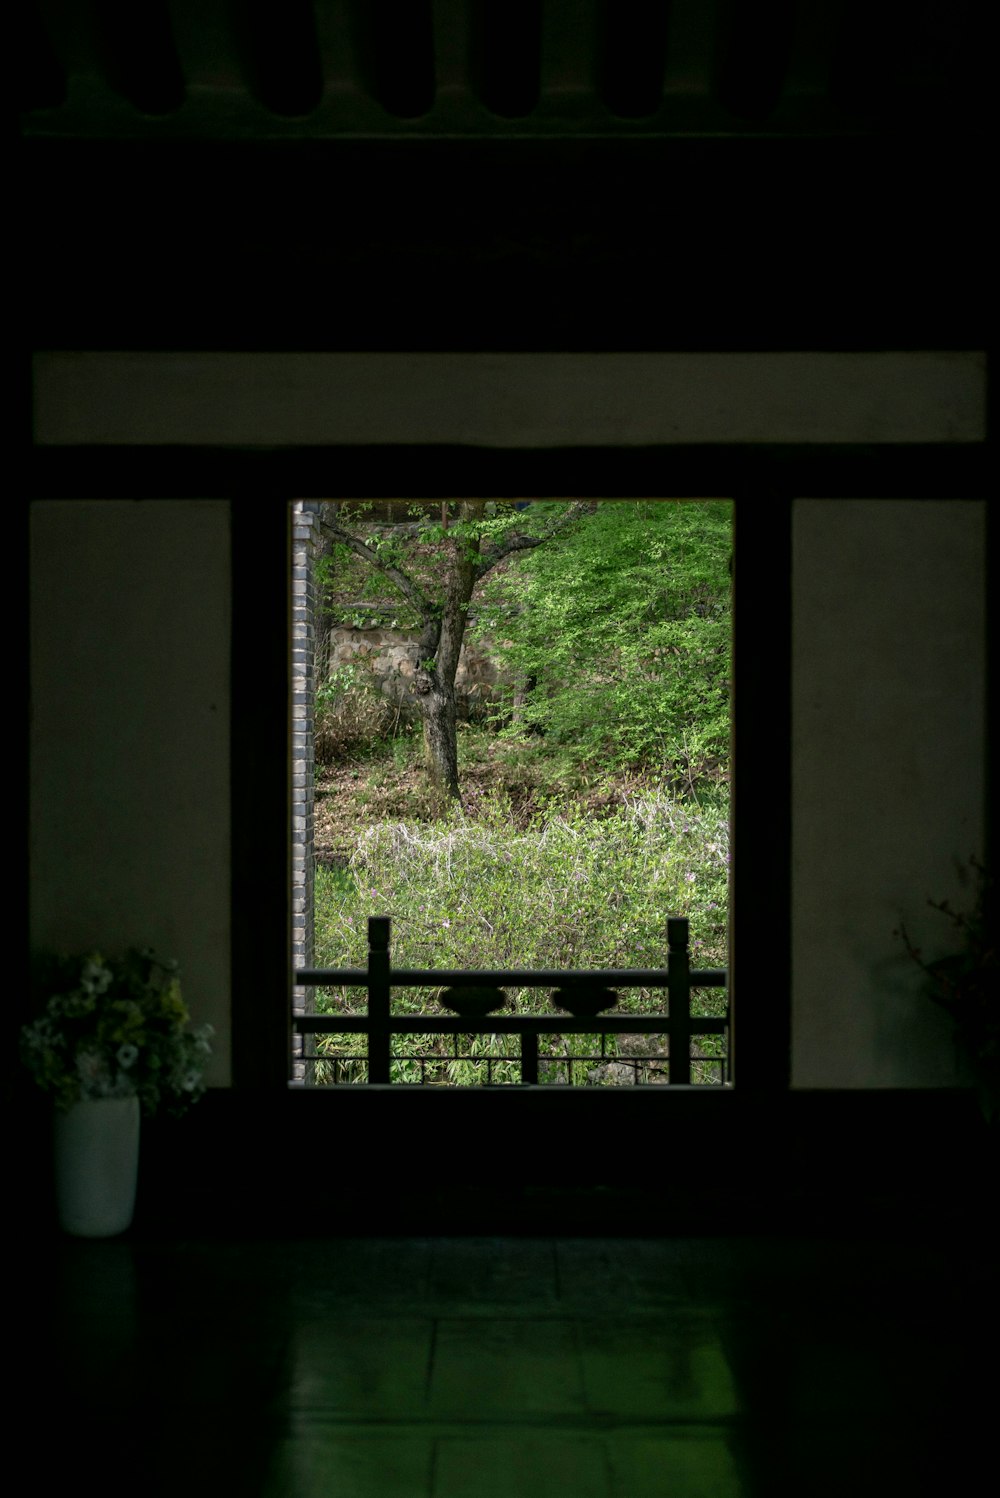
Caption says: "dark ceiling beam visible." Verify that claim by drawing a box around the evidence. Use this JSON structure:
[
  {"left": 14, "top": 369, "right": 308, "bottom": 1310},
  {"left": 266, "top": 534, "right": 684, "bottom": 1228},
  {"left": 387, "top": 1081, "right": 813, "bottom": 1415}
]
[
  {"left": 36, "top": 0, "right": 187, "bottom": 116},
  {"left": 715, "top": 0, "right": 798, "bottom": 124},
  {"left": 230, "top": 0, "right": 324, "bottom": 118},
  {"left": 351, "top": 0, "right": 436, "bottom": 119},
  {"left": 472, "top": 0, "right": 542, "bottom": 119},
  {"left": 26, "top": 446, "right": 990, "bottom": 502},
  {"left": 167, "top": 0, "right": 249, "bottom": 95},
  {"left": 20, "top": 135, "right": 988, "bottom": 351},
  {"left": 597, "top": 0, "right": 672, "bottom": 120},
  {"left": 20, "top": 3, "right": 66, "bottom": 111},
  {"left": 830, "top": 0, "right": 986, "bottom": 129}
]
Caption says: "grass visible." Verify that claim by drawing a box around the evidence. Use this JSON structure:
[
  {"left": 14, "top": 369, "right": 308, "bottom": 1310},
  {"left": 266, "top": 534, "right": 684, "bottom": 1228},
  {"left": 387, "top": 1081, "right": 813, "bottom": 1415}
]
[{"left": 309, "top": 728, "right": 729, "bottom": 1086}]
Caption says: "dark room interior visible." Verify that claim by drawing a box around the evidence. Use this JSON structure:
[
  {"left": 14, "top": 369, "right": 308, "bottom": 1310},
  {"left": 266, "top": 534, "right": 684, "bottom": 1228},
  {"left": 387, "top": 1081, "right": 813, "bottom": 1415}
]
[{"left": 20, "top": 3, "right": 992, "bottom": 1494}]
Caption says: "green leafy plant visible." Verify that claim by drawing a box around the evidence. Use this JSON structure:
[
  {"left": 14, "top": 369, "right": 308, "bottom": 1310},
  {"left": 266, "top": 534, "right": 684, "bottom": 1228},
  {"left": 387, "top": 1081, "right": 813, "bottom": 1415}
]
[
  {"left": 472, "top": 500, "right": 731, "bottom": 791},
  {"left": 314, "top": 659, "right": 397, "bottom": 763},
  {"left": 21, "top": 949, "right": 214, "bottom": 1116},
  {"left": 897, "top": 857, "right": 998, "bottom": 1121}
]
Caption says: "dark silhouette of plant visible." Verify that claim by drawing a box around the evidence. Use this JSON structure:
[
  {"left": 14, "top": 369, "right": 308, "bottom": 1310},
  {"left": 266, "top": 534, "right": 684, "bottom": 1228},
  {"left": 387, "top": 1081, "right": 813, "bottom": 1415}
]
[{"left": 897, "top": 857, "right": 998, "bottom": 1121}]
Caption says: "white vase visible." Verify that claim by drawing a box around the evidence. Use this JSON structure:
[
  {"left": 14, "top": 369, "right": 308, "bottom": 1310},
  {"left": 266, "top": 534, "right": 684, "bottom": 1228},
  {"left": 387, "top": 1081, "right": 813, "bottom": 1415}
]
[{"left": 53, "top": 1095, "right": 141, "bottom": 1237}]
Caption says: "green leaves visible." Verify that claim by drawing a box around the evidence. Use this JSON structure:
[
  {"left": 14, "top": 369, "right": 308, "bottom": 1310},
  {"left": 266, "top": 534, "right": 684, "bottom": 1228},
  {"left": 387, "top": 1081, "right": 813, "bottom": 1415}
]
[
  {"left": 315, "top": 498, "right": 731, "bottom": 805},
  {"left": 473, "top": 500, "right": 732, "bottom": 788}
]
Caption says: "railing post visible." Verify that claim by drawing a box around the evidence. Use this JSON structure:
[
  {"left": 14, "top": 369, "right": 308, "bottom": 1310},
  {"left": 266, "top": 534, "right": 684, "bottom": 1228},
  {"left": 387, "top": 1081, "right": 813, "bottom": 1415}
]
[
  {"left": 521, "top": 1028, "right": 539, "bottom": 1085},
  {"left": 367, "top": 916, "right": 392, "bottom": 1084},
  {"left": 667, "top": 916, "right": 691, "bottom": 1085}
]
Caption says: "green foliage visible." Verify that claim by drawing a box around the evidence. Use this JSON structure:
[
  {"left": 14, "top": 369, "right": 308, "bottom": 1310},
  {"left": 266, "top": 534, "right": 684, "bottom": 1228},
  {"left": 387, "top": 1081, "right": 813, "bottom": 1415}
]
[
  {"left": 314, "top": 501, "right": 567, "bottom": 630},
  {"left": 311, "top": 791, "right": 729, "bottom": 1084},
  {"left": 314, "top": 660, "right": 398, "bottom": 763},
  {"left": 316, "top": 545, "right": 423, "bottom": 630},
  {"left": 472, "top": 501, "right": 731, "bottom": 790}
]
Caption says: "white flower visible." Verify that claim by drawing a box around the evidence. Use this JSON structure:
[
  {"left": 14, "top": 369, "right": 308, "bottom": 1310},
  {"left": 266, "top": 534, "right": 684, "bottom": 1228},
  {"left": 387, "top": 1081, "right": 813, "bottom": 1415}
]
[
  {"left": 80, "top": 957, "right": 112, "bottom": 995},
  {"left": 116, "top": 1043, "right": 139, "bottom": 1069},
  {"left": 58, "top": 987, "right": 95, "bottom": 1018}
]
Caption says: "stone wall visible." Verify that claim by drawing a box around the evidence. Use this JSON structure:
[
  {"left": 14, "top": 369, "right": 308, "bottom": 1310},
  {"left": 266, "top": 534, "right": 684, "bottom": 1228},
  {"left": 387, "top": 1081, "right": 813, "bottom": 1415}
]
[{"left": 329, "top": 624, "right": 508, "bottom": 721}]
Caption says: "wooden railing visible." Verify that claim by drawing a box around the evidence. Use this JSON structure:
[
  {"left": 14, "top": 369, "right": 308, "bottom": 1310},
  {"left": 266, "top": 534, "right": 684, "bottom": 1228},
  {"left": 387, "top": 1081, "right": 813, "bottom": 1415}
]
[{"left": 294, "top": 916, "right": 728, "bottom": 1086}]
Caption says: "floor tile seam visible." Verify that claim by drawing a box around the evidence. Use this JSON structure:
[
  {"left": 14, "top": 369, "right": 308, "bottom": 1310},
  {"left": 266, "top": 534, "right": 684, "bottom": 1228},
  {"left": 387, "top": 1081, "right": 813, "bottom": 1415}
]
[
  {"left": 287, "top": 1305, "right": 719, "bottom": 1319},
  {"left": 152, "top": 1269, "right": 935, "bottom": 1293},
  {"left": 280, "top": 1410, "right": 921, "bottom": 1437},
  {"left": 338, "top": 1300, "right": 975, "bottom": 1317},
  {"left": 282, "top": 1412, "right": 745, "bottom": 1433},
  {"left": 289, "top": 1308, "right": 717, "bottom": 1320},
  {"left": 131, "top": 1234, "right": 967, "bottom": 1250}
]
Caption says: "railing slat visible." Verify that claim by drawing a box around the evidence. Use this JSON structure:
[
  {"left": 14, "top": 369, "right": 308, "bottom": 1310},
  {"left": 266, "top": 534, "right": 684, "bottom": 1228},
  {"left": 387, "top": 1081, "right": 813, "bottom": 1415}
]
[
  {"left": 667, "top": 916, "right": 692, "bottom": 1086},
  {"left": 521, "top": 1030, "right": 539, "bottom": 1084},
  {"left": 294, "top": 1015, "right": 729, "bottom": 1035},
  {"left": 366, "top": 916, "right": 392, "bottom": 1084},
  {"left": 297, "top": 967, "right": 727, "bottom": 987}
]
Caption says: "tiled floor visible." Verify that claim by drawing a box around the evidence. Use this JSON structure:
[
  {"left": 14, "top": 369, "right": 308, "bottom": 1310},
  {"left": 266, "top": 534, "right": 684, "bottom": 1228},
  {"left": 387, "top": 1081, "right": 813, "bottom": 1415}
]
[{"left": 21, "top": 1233, "right": 993, "bottom": 1496}]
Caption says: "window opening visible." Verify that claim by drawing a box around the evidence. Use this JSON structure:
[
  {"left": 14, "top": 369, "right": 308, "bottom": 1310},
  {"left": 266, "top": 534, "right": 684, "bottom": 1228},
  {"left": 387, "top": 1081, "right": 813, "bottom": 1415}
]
[{"left": 291, "top": 498, "right": 731, "bottom": 1087}]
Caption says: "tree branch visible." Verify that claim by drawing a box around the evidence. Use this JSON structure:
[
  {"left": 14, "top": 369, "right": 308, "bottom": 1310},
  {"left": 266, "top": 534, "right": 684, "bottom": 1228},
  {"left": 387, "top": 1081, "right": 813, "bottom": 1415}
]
[
  {"left": 475, "top": 501, "right": 597, "bottom": 581},
  {"left": 317, "top": 515, "right": 435, "bottom": 623}
]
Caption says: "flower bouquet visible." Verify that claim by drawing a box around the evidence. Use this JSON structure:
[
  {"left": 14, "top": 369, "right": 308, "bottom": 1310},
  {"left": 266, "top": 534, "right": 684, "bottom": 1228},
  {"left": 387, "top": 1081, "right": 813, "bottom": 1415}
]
[
  {"left": 21, "top": 948, "right": 213, "bottom": 1117},
  {"left": 22, "top": 948, "right": 215, "bottom": 1235}
]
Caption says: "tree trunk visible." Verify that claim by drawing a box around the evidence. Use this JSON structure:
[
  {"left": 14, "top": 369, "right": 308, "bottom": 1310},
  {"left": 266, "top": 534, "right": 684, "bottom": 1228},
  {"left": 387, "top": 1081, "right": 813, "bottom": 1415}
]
[
  {"left": 416, "top": 502, "right": 483, "bottom": 800},
  {"left": 421, "top": 687, "right": 460, "bottom": 799}
]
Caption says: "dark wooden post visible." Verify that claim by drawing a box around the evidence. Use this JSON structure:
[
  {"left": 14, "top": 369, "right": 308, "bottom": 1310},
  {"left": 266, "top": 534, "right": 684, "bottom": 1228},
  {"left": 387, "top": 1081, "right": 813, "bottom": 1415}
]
[{"left": 367, "top": 916, "right": 392, "bottom": 1083}]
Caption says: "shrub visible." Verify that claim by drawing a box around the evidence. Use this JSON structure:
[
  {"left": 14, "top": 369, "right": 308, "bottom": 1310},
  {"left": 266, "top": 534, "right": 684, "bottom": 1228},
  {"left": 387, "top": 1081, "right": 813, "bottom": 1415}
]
[
  {"left": 472, "top": 500, "right": 732, "bottom": 791},
  {"left": 314, "top": 660, "right": 398, "bottom": 763},
  {"left": 311, "top": 790, "right": 729, "bottom": 1084}
]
